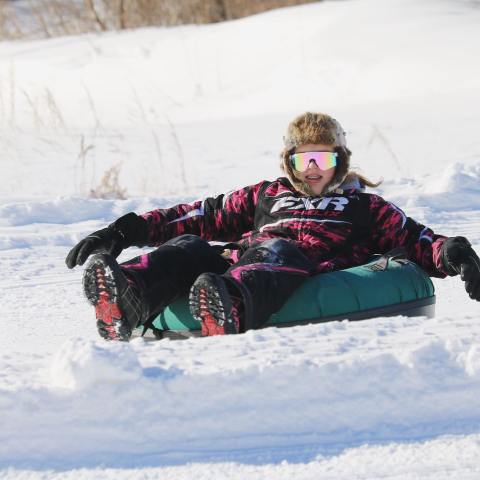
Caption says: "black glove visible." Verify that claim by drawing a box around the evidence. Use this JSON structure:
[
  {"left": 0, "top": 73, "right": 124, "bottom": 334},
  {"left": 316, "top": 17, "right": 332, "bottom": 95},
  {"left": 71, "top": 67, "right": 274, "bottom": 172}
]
[
  {"left": 65, "top": 212, "right": 148, "bottom": 269},
  {"left": 440, "top": 236, "right": 480, "bottom": 301}
]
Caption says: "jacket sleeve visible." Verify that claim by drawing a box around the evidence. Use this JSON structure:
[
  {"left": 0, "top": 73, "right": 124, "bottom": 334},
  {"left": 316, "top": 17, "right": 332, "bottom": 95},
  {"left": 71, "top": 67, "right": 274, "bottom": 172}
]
[
  {"left": 139, "top": 181, "right": 267, "bottom": 246},
  {"left": 368, "top": 194, "right": 450, "bottom": 278}
]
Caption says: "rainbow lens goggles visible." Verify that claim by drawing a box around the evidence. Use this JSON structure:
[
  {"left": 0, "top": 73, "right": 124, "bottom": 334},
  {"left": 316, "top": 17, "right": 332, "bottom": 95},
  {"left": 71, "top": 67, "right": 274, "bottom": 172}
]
[{"left": 289, "top": 151, "right": 337, "bottom": 172}]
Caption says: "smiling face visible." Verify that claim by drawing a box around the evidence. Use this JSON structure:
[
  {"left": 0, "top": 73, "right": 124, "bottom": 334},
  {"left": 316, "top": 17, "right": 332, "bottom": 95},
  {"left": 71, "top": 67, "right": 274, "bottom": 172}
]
[{"left": 291, "top": 143, "right": 336, "bottom": 196}]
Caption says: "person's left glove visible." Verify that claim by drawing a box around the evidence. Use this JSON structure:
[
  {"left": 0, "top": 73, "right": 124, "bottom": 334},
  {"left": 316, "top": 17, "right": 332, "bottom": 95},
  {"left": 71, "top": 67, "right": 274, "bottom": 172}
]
[
  {"left": 440, "top": 236, "right": 480, "bottom": 301},
  {"left": 65, "top": 212, "right": 148, "bottom": 269}
]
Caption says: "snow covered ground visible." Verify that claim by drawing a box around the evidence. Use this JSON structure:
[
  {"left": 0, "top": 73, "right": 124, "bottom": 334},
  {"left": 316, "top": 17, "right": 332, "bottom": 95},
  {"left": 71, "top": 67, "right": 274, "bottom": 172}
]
[{"left": 1, "top": 0, "right": 480, "bottom": 478}]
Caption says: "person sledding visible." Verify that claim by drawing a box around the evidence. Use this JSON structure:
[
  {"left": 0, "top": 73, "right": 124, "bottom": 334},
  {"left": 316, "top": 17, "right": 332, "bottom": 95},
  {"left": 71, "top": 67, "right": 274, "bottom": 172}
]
[{"left": 66, "top": 112, "right": 480, "bottom": 341}]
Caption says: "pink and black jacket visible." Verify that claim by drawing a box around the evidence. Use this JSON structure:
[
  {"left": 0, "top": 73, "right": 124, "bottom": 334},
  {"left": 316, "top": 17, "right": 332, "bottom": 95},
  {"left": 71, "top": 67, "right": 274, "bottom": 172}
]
[{"left": 140, "top": 177, "right": 450, "bottom": 278}]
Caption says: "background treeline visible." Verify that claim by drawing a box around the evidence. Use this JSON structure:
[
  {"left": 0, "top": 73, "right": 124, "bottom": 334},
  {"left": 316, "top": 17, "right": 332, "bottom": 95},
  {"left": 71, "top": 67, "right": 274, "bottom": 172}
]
[{"left": 0, "top": 0, "right": 318, "bottom": 40}]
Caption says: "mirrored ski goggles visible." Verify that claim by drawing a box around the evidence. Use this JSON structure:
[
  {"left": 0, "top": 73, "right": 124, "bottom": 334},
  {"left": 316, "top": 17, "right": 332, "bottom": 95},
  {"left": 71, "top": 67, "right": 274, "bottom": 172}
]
[{"left": 289, "top": 151, "right": 337, "bottom": 172}]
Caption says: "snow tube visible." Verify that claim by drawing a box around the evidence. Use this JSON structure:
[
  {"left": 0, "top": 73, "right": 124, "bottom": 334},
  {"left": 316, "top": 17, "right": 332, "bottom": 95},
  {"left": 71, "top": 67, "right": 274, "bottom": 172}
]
[{"left": 147, "top": 250, "right": 435, "bottom": 339}]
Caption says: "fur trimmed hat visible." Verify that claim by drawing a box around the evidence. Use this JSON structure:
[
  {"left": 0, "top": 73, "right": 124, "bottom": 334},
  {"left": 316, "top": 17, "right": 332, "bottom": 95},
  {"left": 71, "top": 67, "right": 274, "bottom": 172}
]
[{"left": 281, "top": 112, "right": 350, "bottom": 196}]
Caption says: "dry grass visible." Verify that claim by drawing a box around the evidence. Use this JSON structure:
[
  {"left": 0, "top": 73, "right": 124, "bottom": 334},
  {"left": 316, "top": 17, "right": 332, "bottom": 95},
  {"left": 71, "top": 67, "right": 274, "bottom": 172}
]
[
  {"left": 0, "top": 0, "right": 319, "bottom": 40},
  {"left": 90, "top": 163, "right": 128, "bottom": 200}
]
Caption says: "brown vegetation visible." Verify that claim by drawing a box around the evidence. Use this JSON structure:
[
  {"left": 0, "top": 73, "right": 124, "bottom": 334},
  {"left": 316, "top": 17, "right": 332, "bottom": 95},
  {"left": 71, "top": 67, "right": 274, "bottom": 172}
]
[{"left": 0, "top": 0, "right": 318, "bottom": 40}]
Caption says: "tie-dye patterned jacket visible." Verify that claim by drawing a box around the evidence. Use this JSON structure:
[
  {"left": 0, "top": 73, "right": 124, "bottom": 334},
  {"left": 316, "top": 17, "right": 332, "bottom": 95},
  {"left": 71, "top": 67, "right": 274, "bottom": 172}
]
[{"left": 140, "top": 177, "right": 449, "bottom": 278}]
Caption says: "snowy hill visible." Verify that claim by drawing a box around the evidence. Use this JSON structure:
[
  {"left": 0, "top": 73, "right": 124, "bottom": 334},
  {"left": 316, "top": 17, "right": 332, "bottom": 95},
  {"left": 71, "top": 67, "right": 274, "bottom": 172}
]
[{"left": 1, "top": 0, "right": 480, "bottom": 478}]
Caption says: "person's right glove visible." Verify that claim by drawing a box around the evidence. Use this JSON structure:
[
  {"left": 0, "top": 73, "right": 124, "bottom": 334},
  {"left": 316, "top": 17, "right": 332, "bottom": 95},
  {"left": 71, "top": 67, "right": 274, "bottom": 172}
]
[
  {"left": 440, "top": 236, "right": 480, "bottom": 301},
  {"left": 65, "top": 212, "right": 148, "bottom": 269}
]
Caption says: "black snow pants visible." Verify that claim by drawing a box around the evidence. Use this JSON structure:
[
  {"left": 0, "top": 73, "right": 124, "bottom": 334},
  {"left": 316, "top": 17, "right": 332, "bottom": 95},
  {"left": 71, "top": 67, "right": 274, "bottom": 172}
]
[{"left": 121, "top": 234, "right": 314, "bottom": 331}]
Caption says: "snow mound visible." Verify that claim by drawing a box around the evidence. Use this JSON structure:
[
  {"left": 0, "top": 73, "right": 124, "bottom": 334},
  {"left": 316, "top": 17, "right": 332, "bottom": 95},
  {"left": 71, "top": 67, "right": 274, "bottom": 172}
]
[
  {"left": 431, "top": 161, "right": 480, "bottom": 194},
  {"left": 461, "top": 344, "right": 480, "bottom": 377},
  {"left": 0, "top": 197, "right": 110, "bottom": 227},
  {"left": 49, "top": 339, "right": 142, "bottom": 390},
  {"left": 418, "top": 161, "right": 480, "bottom": 211},
  {"left": 420, "top": 161, "right": 480, "bottom": 210},
  {"left": 382, "top": 160, "right": 480, "bottom": 213},
  {"left": 0, "top": 196, "right": 190, "bottom": 227},
  {"left": 3, "top": 317, "right": 480, "bottom": 469},
  {"left": 0, "top": 195, "right": 194, "bottom": 250}
]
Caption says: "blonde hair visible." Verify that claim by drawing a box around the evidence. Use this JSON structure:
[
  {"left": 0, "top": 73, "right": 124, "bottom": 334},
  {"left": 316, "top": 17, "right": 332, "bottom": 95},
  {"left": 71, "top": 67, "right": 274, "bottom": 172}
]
[{"left": 344, "top": 168, "right": 383, "bottom": 189}]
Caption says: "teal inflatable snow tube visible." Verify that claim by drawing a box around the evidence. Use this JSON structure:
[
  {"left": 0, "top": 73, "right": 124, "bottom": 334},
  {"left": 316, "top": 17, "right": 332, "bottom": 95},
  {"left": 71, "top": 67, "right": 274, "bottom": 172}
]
[{"left": 149, "top": 252, "right": 435, "bottom": 338}]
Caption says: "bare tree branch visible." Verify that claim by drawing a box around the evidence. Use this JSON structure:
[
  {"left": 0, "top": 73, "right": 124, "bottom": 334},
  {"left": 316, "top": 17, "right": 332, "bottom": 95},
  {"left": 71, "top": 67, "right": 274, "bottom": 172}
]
[
  {"left": 119, "top": 0, "right": 126, "bottom": 29},
  {"left": 84, "top": 0, "right": 107, "bottom": 31}
]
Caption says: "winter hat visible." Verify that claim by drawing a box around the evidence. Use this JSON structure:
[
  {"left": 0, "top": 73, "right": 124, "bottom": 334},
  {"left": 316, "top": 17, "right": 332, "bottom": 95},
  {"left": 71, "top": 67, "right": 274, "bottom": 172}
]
[{"left": 281, "top": 112, "right": 350, "bottom": 195}]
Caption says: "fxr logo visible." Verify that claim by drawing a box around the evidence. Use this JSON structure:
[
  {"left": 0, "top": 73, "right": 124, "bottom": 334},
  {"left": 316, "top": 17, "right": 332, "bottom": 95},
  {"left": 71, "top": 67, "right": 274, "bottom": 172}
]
[{"left": 271, "top": 196, "right": 349, "bottom": 213}]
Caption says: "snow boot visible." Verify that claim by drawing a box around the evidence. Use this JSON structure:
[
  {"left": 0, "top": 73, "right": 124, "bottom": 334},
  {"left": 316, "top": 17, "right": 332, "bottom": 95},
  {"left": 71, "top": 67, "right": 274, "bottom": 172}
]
[
  {"left": 189, "top": 273, "right": 242, "bottom": 336},
  {"left": 83, "top": 253, "right": 144, "bottom": 341}
]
